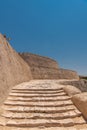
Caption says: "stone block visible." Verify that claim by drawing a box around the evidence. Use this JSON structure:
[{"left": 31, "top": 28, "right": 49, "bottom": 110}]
[
  {"left": 72, "top": 92, "right": 87, "bottom": 119},
  {"left": 63, "top": 85, "right": 81, "bottom": 96}
]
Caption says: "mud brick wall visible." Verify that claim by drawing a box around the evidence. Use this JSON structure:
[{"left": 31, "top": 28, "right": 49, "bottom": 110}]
[
  {"left": 19, "top": 53, "right": 79, "bottom": 80},
  {"left": 0, "top": 34, "right": 32, "bottom": 104}
]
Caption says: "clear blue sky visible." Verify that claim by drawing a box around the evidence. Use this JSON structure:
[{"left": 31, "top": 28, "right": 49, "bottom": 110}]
[{"left": 0, "top": 0, "right": 87, "bottom": 75}]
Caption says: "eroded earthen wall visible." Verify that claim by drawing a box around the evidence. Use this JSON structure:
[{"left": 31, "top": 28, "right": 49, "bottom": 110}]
[
  {"left": 58, "top": 68, "right": 79, "bottom": 79},
  {"left": 0, "top": 34, "right": 32, "bottom": 104},
  {"left": 19, "top": 53, "right": 59, "bottom": 79},
  {"left": 19, "top": 53, "right": 79, "bottom": 80}
]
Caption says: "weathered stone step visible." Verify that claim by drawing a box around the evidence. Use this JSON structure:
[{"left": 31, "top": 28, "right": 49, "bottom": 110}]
[
  {"left": 2, "top": 110, "right": 81, "bottom": 119},
  {"left": 11, "top": 89, "right": 64, "bottom": 94},
  {"left": 0, "top": 80, "right": 87, "bottom": 129},
  {"left": 6, "top": 118, "right": 75, "bottom": 127},
  {"left": 9, "top": 92, "right": 66, "bottom": 97},
  {"left": 3, "top": 105, "right": 75, "bottom": 113},
  {"left": 0, "top": 117, "right": 8, "bottom": 126},
  {"left": 4, "top": 100, "right": 73, "bottom": 107},
  {"left": 73, "top": 116, "right": 86, "bottom": 125},
  {"left": 7, "top": 95, "right": 71, "bottom": 102},
  {"left": 12, "top": 88, "right": 62, "bottom": 92}
]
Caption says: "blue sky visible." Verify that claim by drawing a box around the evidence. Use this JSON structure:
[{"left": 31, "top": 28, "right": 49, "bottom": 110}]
[{"left": 0, "top": 0, "right": 87, "bottom": 75}]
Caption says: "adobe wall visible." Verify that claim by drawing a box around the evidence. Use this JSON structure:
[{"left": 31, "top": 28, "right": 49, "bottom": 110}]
[
  {"left": 19, "top": 53, "right": 59, "bottom": 79},
  {"left": 19, "top": 53, "right": 79, "bottom": 80},
  {"left": 0, "top": 34, "right": 32, "bottom": 104},
  {"left": 58, "top": 68, "right": 79, "bottom": 79}
]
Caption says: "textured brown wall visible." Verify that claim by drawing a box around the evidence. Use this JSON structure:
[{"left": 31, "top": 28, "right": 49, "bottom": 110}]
[
  {"left": 19, "top": 53, "right": 79, "bottom": 80},
  {"left": 0, "top": 34, "right": 32, "bottom": 104},
  {"left": 60, "top": 79, "right": 87, "bottom": 92},
  {"left": 58, "top": 68, "right": 79, "bottom": 79},
  {"left": 19, "top": 53, "right": 59, "bottom": 79}
]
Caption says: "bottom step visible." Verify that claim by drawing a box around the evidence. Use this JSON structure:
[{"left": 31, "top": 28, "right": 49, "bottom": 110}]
[
  {"left": 2, "top": 110, "right": 81, "bottom": 119},
  {"left": 6, "top": 118, "right": 74, "bottom": 127}
]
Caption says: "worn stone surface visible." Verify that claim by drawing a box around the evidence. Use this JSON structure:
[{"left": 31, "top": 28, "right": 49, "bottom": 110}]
[
  {"left": 58, "top": 69, "right": 79, "bottom": 80},
  {"left": 60, "top": 80, "right": 87, "bottom": 92},
  {"left": 0, "top": 80, "right": 87, "bottom": 130},
  {"left": 72, "top": 92, "right": 87, "bottom": 120},
  {"left": 63, "top": 85, "right": 81, "bottom": 96},
  {"left": 0, "top": 34, "right": 32, "bottom": 105},
  {"left": 19, "top": 53, "right": 59, "bottom": 79},
  {"left": 19, "top": 53, "right": 79, "bottom": 80}
]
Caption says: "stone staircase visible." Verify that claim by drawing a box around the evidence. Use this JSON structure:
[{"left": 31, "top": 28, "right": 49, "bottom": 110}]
[{"left": 0, "top": 80, "right": 87, "bottom": 130}]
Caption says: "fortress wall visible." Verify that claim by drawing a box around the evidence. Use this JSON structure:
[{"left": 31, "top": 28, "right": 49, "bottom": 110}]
[
  {"left": 19, "top": 53, "right": 59, "bottom": 69},
  {"left": 19, "top": 53, "right": 79, "bottom": 80},
  {"left": 19, "top": 53, "right": 59, "bottom": 79},
  {"left": 58, "top": 68, "right": 79, "bottom": 79},
  {"left": 0, "top": 34, "right": 32, "bottom": 104}
]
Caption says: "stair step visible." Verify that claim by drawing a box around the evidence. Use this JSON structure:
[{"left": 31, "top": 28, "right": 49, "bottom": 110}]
[
  {"left": 9, "top": 92, "right": 66, "bottom": 97},
  {"left": 73, "top": 116, "right": 86, "bottom": 125},
  {"left": 0, "top": 80, "right": 87, "bottom": 129},
  {"left": 12, "top": 88, "right": 63, "bottom": 92},
  {"left": 2, "top": 110, "right": 81, "bottom": 119},
  {"left": 4, "top": 100, "right": 73, "bottom": 107},
  {"left": 7, "top": 95, "right": 71, "bottom": 102},
  {"left": 3, "top": 105, "right": 75, "bottom": 113},
  {"left": 5, "top": 117, "right": 86, "bottom": 127},
  {"left": 0, "top": 117, "right": 8, "bottom": 126},
  {"left": 11, "top": 89, "right": 64, "bottom": 94},
  {"left": 6, "top": 118, "right": 74, "bottom": 127}
]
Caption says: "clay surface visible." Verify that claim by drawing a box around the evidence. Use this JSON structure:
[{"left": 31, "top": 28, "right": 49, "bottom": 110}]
[
  {"left": 0, "top": 34, "right": 32, "bottom": 104},
  {"left": 72, "top": 92, "right": 87, "bottom": 120},
  {"left": 19, "top": 53, "right": 79, "bottom": 80},
  {"left": 63, "top": 85, "right": 81, "bottom": 96}
]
